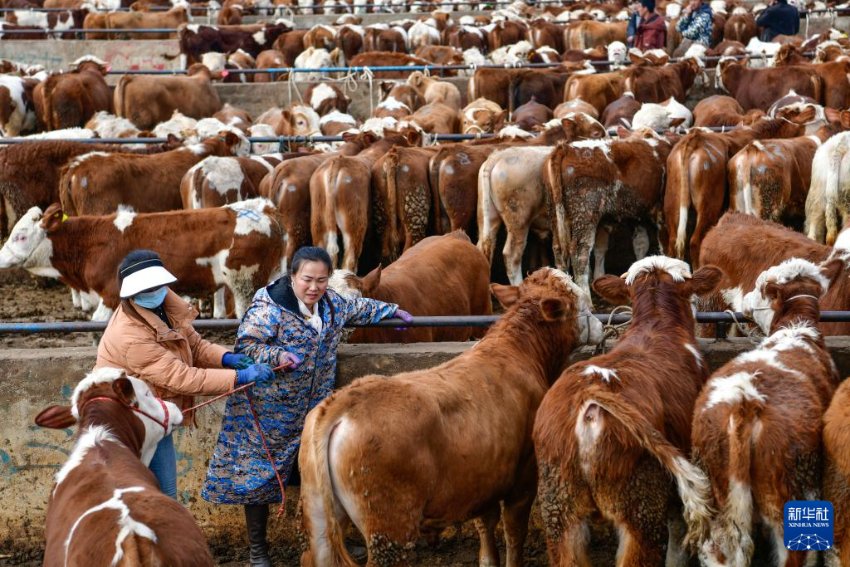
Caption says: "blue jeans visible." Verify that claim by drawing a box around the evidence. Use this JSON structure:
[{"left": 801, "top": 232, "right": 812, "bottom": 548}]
[{"left": 148, "top": 433, "right": 177, "bottom": 499}]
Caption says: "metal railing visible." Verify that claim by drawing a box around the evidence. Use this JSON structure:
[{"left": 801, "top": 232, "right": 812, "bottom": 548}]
[{"left": 4, "top": 311, "right": 850, "bottom": 334}]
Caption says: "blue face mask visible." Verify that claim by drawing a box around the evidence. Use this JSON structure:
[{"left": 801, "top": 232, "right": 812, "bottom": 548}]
[{"left": 133, "top": 286, "right": 168, "bottom": 309}]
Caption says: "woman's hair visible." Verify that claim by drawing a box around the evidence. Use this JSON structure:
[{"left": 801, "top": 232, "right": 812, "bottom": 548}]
[{"left": 291, "top": 246, "right": 333, "bottom": 276}]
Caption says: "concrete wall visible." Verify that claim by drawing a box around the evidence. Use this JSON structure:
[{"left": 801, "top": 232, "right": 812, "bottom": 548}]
[{"left": 4, "top": 337, "right": 850, "bottom": 561}]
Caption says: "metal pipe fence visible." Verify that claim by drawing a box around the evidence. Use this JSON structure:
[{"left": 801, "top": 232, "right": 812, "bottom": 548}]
[{"left": 4, "top": 312, "right": 850, "bottom": 334}]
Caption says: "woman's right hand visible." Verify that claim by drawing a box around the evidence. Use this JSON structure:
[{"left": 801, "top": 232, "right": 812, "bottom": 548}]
[
  {"left": 235, "top": 364, "right": 275, "bottom": 386},
  {"left": 273, "top": 351, "right": 302, "bottom": 372}
]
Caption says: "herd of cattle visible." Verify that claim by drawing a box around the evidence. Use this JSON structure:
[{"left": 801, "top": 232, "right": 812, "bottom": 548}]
[{"left": 11, "top": 0, "right": 850, "bottom": 564}]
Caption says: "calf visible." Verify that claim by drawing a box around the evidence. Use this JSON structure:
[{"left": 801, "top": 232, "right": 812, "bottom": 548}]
[
  {"left": 534, "top": 257, "right": 721, "bottom": 566},
  {"left": 35, "top": 368, "right": 212, "bottom": 566},
  {"left": 177, "top": 22, "right": 292, "bottom": 65},
  {"left": 311, "top": 133, "right": 413, "bottom": 271},
  {"left": 478, "top": 114, "right": 607, "bottom": 285},
  {"left": 663, "top": 118, "right": 805, "bottom": 266},
  {"left": 460, "top": 97, "right": 506, "bottom": 134},
  {"left": 60, "top": 133, "right": 245, "bottom": 216},
  {"left": 262, "top": 132, "right": 378, "bottom": 272},
  {"left": 114, "top": 64, "right": 223, "bottom": 130},
  {"left": 329, "top": 231, "right": 492, "bottom": 342},
  {"left": 546, "top": 129, "right": 675, "bottom": 295},
  {"left": 39, "top": 56, "right": 111, "bottom": 131},
  {"left": 697, "top": 211, "right": 850, "bottom": 336},
  {"left": 84, "top": 6, "right": 188, "bottom": 40},
  {"left": 300, "top": 267, "right": 603, "bottom": 567},
  {"left": 728, "top": 114, "right": 850, "bottom": 227},
  {"left": 805, "top": 131, "right": 850, "bottom": 244},
  {"left": 406, "top": 71, "right": 462, "bottom": 111},
  {"left": 0, "top": 199, "right": 284, "bottom": 317},
  {"left": 695, "top": 258, "right": 840, "bottom": 567}
]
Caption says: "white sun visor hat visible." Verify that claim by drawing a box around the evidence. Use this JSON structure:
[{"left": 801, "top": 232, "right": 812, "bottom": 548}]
[{"left": 118, "top": 257, "right": 177, "bottom": 298}]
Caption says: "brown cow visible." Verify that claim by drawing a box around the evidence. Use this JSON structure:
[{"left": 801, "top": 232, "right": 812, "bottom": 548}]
[
  {"left": 59, "top": 133, "right": 245, "bottom": 216},
  {"left": 406, "top": 71, "right": 462, "bottom": 111},
  {"left": 727, "top": 113, "right": 850, "bottom": 227},
  {"left": 177, "top": 22, "right": 292, "bottom": 66},
  {"left": 512, "top": 97, "right": 553, "bottom": 131},
  {"left": 626, "top": 58, "right": 701, "bottom": 104},
  {"left": 692, "top": 94, "right": 763, "bottom": 128},
  {"left": 35, "top": 368, "right": 211, "bottom": 567},
  {"left": 39, "top": 56, "right": 112, "bottom": 130},
  {"left": 470, "top": 64, "right": 578, "bottom": 112},
  {"left": 83, "top": 6, "right": 188, "bottom": 40},
  {"left": 694, "top": 258, "right": 841, "bottom": 567},
  {"left": 716, "top": 58, "right": 824, "bottom": 111},
  {"left": 299, "top": 267, "right": 602, "bottom": 567},
  {"left": 824, "top": 332, "right": 850, "bottom": 566},
  {"left": 545, "top": 129, "right": 676, "bottom": 295},
  {"left": 408, "top": 102, "right": 459, "bottom": 134},
  {"left": 722, "top": 12, "right": 756, "bottom": 43},
  {"left": 563, "top": 69, "right": 628, "bottom": 116},
  {"left": 534, "top": 257, "right": 721, "bottom": 566},
  {"left": 0, "top": 199, "right": 285, "bottom": 317},
  {"left": 304, "top": 82, "right": 350, "bottom": 116},
  {"left": 311, "top": 133, "right": 413, "bottom": 271},
  {"left": 114, "top": 64, "right": 223, "bottom": 130},
  {"left": 600, "top": 91, "right": 640, "bottom": 128},
  {"left": 262, "top": 132, "right": 379, "bottom": 272},
  {"left": 253, "top": 49, "right": 287, "bottom": 82},
  {"left": 460, "top": 97, "right": 506, "bottom": 134},
  {"left": 348, "top": 52, "right": 431, "bottom": 78},
  {"left": 563, "top": 19, "right": 626, "bottom": 49},
  {"left": 329, "top": 231, "right": 493, "bottom": 342},
  {"left": 663, "top": 118, "right": 806, "bottom": 266},
  {"left": 180, "top": 154, "right": 279, "bottom": 210}
]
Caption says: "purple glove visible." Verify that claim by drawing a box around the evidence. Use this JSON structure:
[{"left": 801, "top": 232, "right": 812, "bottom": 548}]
[
  {"left": 273, "top": 351, "right": 302, "bottom": 372},
  {"left": 394, "top": 309, "right": 413, "bottom": 331}
]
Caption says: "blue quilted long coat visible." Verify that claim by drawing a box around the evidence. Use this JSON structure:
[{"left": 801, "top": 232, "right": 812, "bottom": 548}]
[{"left": 201, "top": 276, "right": 398, "bottom": 505}]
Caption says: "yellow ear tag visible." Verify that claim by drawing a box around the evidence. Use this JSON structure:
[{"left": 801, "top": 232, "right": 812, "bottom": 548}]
[{"left": 61, "top": 213, "right": 69, "bottom": 222}]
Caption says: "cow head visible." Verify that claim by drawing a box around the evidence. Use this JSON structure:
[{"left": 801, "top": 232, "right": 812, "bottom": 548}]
[
  {"left": 283, "top": 104, "right": 321, "bottom": 136},
  {"left": 491, "top": 267, "right": 603, "bottom": 347},
  {"left": 0, "top": 205, "right": 60, "bottom": 275},
  {"left": 35, "top": 367, "right": 182, "bottom": 465},
  {"left": 741, "top": 258, "right": 841, "bottom": 335},
  {"left": 593, "top": 256, "right": 723, "bottom": 323}
]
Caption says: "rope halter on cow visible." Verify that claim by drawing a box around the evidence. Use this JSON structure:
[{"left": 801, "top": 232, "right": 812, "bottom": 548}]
[{"left": 81, "top": 395, "right": 171, "bottom": 433}]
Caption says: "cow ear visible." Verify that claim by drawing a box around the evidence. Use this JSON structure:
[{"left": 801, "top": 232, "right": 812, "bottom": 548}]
[
  {"left": 763, "top": 281, "right": 782, "bottom": 302},
  {"left": 39, "top": 204, "right": 66, "bottom": 233},
  {"left": 34, "top": 405, "right": 76, "bottom": 429},
  {"left": 361, "top": 265, "right": 381, "bottom": 295},
  {"left": 616, "top": 125, "right": 630, "bottom": 138},
  {"left": 689, "top": 265, "right": 723, "bottom": 296},
  {"left": 627, "top": 51, "right": 644, "bottom": 65},
  {"left": 669, "top": 117, "right": 686, "bottom": 128},
  {"left": 821, "top": 258, "right": 844, "bottom": 290},
  {"left": 491, "top": 283, "right": 520, "bottom": 308},
  {"left": 380, "top": 81, "right": 394, "bottom": 94},
  {"left": 112, "top": 375, "right": 136, "bottom": 407},
  {"left": 592, "top": 275, "right": 630, "bottom": 305},
  {"left": 221, "top": 130, "right": 239, "bottom": 147},
  {"left": 540, "top": 297, "right": 569, "bottom": 321},
  {"left": 841, "top": 110, "right": 850, "bottom": 130}
]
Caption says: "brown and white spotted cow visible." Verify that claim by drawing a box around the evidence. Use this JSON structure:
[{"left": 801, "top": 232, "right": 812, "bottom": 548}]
[
  {"left": 0, "top": 200, "right": 284, "bottom": 319},
  {"left": 311, "top": 132, "right": 414, "bottom": 271},
  {"left": 38, "top": 56, "right": 112, "bottom": 130},
  {"left": 694, "top": 258, "right": 841, "bottom": 567},
  {"left": 300, "top": 267, "right": 603, "bottom": 567},
  {"left": 329, "top": 231, "right": 493, "bottom": 343},
  {"left": 35, "top": 367, "right": 213, "bottom": 567},
  {"left": 545, "top": 129, "right": 676, "bottom": 296},
  {"left": 534, "top": 257, "right": 722, "bottom": 566},
  {"left": 59, "top": 132, "right": 246, "bottom": 217},
  {"left": 478, "top": 114, "right": 608, "bottom": 285}
]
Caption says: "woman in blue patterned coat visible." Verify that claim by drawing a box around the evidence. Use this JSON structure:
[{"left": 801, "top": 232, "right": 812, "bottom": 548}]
[{"left": 202, "top": 247, "right": 412, "bottom": 566}]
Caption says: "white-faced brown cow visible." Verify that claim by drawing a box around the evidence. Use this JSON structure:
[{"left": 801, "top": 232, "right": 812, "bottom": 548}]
[
  {"left": 694, "top": 258, "right": 841, "bottom": 567},
  {"left": 0, "top": 200, "right": 284, "bottom": 319},
  {"left": 35, "top": 367, "right": 213, "bottom": 567},
  {"left": 300, "top": 267, "right": 603, "bottom": 567},
  {"left": 534, "top": 256, "right": 722, "bottom": 566}
]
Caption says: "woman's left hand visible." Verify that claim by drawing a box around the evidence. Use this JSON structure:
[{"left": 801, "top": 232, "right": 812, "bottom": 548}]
[{"left": 395, "top": 309, "right": 414, "bottom": 323}]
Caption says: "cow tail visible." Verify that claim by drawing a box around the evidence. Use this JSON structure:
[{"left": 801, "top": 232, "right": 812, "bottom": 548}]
[
  {"left": 114, "top": 75, "right": 130, "bottom": 119},
  {"left": 41, "top": 73, "right": 59, "bottom": 130},
  {"left": 57, "top": 163, "right": 77, "bottom": 217},
  {"left": 546, "top": 145, "right": 571, "bottom": 271},
  {"left": 427, "top": 151, "right": 443, "bottom": 234},
  {"left": 383, "top": 148, "right": 400, "bottom": 260},
  {"left": 706, "top": 405, "right": 757, "bottom": 566},
  {"left": 323, "top": 159, "right": 342, "bottom": 263},
  {"left": 674, "top": 139, "right": 694, "bottom": 260},
  {"left": 582, "top": 390, "right": 714, "bottom": 549},
  {"left": 300, "top": 409, "right": 359, "bottom": 567},
  {"left": 476, "top": 153, "right": 496, "bottom": 264},
  {"left": 825, "top": 144, "right": 844, "bottom": 246}
]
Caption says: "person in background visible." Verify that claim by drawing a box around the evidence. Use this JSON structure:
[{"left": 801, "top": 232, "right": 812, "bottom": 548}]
[
  {"left": 634, "top": 0, "right": 668, "bottom": 50},
  {"left": 674, "top": 0, "right": 714, "bottom": 56},
  {"left": 96, "top": 249, "right": 274, "bottom": 499},
  {"left": 756, "top": 0, "right": 799, "bottom": 41},
  {"left": 202, "top": 246, "right": 413, "bottom": 567},
  {"left": 626, "top": 0, "right": 642, "bottom": 47}
]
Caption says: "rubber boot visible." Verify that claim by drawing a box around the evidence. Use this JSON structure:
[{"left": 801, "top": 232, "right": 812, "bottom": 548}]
[{"left": 243, "top": 504, "right": 272, "bottom": 567}]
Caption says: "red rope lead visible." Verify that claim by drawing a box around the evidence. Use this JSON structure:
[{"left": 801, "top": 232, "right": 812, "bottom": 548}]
[
  {"left": 245, "top": 389, "right": 288, "bottom": 517},
  {"left": 181, "top": 383, "right": 288, "bottom": 517}
]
